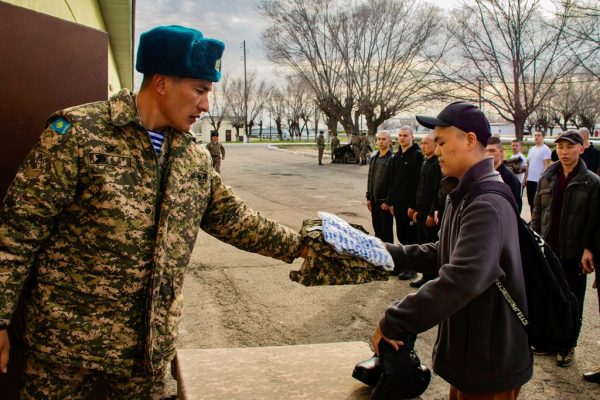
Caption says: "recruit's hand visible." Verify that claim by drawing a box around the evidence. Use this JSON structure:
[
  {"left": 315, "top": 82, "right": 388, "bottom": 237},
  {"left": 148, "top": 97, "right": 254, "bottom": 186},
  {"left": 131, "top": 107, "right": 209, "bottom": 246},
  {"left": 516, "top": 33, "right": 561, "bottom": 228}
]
[
  {"left": 367, "top": 200, "right": 372, "bottom": 212},
  {"left": 434, "top": 211, "right": 439, "bottom": 225},
  {"left": 389, "top": 206, "right": 395, "bottom": 216},
  {"left": 0, "top": 329, "right": 9, "bottom": 373},
  {"left": 581, "top": 248, "right": 595, "bottom": 274},
  {"left": 373, "top": 325, "right": 404, "bottom": 356},
  {"left": 426, "top": 215, "right": 436, "bottom": 228},
  {"left": 407, "top": 208, "right": 415, "bottom": 219},
  {"left": 412, "top": 211, "right": 419, "bottom": 224}
]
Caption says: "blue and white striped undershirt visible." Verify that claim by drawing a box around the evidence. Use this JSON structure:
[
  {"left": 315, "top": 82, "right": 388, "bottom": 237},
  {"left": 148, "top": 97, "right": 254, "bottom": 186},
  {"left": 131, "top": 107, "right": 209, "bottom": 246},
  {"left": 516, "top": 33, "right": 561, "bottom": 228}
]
[{"left": 148, "top": 130, "right": 165, "bottom": 155}]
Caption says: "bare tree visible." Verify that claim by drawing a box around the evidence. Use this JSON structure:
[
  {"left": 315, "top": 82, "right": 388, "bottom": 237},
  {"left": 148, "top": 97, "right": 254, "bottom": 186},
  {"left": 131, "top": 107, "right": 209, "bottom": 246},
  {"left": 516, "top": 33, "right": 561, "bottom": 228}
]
[
  {"left": 332, "top": 0, "right": 449, "bottom": 136},
  {"left": 224, "top": 72, "right": 272, "bottom": 142},
  {"left": 259, "top": 0, "right": 449, "bottom": 138},
  {"left": 541, "top": 72, "right": 600, "bottom": 132},
  {"left": 206, "top": 75, "right": 230, "bottom": 131},
  {"left": 268, "top": 87, "right": 287, "bottom": 139},
  {"left": 555, "top": 0, "right": 600, "bottom": 80},
  {"left": 440, "top": 0, "right": 579, "bottom": 139},
  {"left": 259, "top": 0, "right": 357, "bottom": 135},
  {"left": 224, "top": 78, "right": 245, "bottom": 141}
]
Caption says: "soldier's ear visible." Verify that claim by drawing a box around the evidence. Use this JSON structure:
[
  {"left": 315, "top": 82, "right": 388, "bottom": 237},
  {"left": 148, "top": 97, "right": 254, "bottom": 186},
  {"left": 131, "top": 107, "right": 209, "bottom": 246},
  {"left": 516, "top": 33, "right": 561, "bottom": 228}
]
[{"left": 153, "top": 74, "right": 169, "bottom": 96}]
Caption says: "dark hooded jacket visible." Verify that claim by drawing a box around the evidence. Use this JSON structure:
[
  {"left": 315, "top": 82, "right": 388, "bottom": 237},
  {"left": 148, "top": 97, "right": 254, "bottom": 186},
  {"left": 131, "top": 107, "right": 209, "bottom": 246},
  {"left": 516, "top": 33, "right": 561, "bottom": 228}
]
[
  {"left": 380, "top": 157, "right": 532, "bottom": 393},
  {"left": 386, "top": 142, "right": 423, "bottom": 208}
]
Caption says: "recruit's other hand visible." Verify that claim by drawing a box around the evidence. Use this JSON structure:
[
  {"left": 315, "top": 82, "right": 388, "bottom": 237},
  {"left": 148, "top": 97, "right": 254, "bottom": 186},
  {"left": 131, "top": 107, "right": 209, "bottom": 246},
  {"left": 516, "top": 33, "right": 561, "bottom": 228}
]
[{"left": 373, "top": 325, "right": 404, "bottom": 356}]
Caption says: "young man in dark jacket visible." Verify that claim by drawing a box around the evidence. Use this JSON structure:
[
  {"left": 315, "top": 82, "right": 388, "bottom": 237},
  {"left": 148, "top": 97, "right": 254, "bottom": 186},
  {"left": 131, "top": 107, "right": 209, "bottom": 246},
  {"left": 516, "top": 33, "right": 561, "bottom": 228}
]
[
  {"left": 486, "top": 136, "right": 523, "bottom": 213},
  {"left": 374, "top": 102, "right": 532, "bottom": 399},
  {"left": 410, "top": 133, "right": 442, "bottom": 288},
  {"left": 384, "top": 126, "right": 423, "bottom": 279},
  {"left": 531, "top": 130, "right": 600, "bottom": 367},
  {"left": 366, "top": 131, "right": 394, "bottom": 243}
]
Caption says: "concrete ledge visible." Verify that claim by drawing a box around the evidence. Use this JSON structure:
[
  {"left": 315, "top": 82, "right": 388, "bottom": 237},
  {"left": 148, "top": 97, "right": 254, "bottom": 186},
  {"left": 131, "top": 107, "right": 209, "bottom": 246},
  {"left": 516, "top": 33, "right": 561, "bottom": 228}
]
[{"left": 176, "top": 342, "right": 373, "bottom": 400}]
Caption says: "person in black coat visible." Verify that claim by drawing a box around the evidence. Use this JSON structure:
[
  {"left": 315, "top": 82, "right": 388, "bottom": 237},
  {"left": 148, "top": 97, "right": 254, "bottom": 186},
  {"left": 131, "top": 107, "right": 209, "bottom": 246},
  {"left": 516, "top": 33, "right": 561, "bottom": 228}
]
[
  {"left": 411, "top": 133, "right": 443, "bottom": 287},
  {"left": 579, "top": 127, "right": 599, "bottom": 175},
  {"left": 486, "top": 137, "right": 522, "bottom": 213},
  {"left": 384, "top": 126, "right": 424, "bottom": 279},
  {"left": 366, "top": 131, "right": 394, "bottom": 243}
]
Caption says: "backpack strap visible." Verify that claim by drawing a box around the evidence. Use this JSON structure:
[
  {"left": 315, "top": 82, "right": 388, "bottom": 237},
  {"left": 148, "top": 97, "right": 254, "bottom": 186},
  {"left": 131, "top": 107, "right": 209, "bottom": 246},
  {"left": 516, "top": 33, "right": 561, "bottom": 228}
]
[{"left": 459, "top": 180, "right": 529, "bottom": 329}]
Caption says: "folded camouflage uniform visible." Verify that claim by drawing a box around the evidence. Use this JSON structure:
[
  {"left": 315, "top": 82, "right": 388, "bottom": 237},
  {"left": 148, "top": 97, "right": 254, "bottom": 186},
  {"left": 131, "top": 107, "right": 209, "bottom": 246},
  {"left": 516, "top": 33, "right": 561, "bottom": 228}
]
[{"left": 290, "top": 218, "right": 389, "bottom": 286}]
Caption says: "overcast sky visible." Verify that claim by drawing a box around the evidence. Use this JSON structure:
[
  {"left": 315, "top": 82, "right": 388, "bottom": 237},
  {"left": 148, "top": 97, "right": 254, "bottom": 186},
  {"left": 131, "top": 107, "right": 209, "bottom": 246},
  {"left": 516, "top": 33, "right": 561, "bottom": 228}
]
[
  {"left": 134, "top": 0, "right": 557, "bottom": 89},
  {"left": 134, "top": 0, "right": 473, "bottom": 88}
]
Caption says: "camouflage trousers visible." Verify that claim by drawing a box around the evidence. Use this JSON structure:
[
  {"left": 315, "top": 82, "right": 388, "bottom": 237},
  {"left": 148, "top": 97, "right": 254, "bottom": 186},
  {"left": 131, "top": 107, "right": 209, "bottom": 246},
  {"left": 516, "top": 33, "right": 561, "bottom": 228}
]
[
  {"left": 20, "top": 350, "right": 166, "bottom": 400},
  {"left": 211, "top": 157, "right": 221, "bottom": 173}
]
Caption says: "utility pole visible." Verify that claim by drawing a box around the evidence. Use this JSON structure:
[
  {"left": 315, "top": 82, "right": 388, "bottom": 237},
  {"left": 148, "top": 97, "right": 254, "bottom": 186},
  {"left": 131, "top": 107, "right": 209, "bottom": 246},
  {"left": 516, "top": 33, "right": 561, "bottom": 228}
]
[
  {"left": 477, "top": 77, "right": 483, "bottom": 110},
  {"left": 243, "top": 40, "right": 248, "bottom": 143}
]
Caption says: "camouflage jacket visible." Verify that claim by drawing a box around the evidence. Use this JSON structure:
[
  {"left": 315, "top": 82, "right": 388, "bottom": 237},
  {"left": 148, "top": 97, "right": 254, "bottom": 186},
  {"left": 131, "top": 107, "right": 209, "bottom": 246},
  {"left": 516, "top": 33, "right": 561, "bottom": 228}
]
[
  {"left": 0, "top": 89, "right": 302, "bottom": 377},
  {"left": 290, "top": 219, "right": 388, "bottom": 286},
  {"left": 330, "top": 137, "right": 340, "bottom": 149},
  {"left": 206, "top": 141, "right": 225, "bottom": 159},
  {"left": 316, "top": 135, "right": 325, "bottom": 148}
]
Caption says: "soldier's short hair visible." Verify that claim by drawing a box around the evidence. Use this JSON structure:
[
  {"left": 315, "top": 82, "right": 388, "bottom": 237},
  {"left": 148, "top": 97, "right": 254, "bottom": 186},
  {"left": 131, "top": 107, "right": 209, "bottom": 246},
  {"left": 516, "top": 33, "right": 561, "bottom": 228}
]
[
  {"left": 487, "top": 136, "right": 503, "bottom": 150},
  {"left": 578, "top": 127, "right": 590, "bottom": 139},
  {"left": 376, "top": 130, "right": 392, "bottom": 140},
  {"left": 399, "top": 125, "right": 413, "bottom": 135}
]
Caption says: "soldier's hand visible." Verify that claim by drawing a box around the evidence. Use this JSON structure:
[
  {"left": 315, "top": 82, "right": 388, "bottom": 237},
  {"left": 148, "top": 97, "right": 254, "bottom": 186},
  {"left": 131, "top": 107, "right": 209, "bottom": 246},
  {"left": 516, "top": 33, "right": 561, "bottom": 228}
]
[
  {"left": 0, "top": 329, "right": 9, "bottom": 373},
  {"left": 412, "top": 211, "right": 418, "bottom": 224},
  {"left": 407, "top": 208, "right": 415, "bottom": 219},
  {"left": 367, "top": 200, "right": 372, "bottom": 212},
  {"left": 300, "top": 246, "right": 311, "bottom": 259},
  {"left": 390, "top": 206, "right": 395, "bottom": 215}
]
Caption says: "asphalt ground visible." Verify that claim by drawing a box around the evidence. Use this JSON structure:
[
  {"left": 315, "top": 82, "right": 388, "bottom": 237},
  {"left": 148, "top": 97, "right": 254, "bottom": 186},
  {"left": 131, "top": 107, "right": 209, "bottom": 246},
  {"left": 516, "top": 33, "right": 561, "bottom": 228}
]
[{"left": 171, "top": 143, "right": 600, "bottom": 399}]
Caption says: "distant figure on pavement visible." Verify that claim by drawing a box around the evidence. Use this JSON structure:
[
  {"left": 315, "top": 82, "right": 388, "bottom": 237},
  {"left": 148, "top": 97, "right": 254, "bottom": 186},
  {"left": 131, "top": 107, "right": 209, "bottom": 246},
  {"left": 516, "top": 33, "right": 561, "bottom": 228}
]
[
  {"left": 317, "top": 130, "right": 325, "bottom": 165},
  {"left": 330, "top": 131, "right": 340, "bottom": 162},
  {"left": 206, "top": 130, "right": 225, "bottom": 172}
]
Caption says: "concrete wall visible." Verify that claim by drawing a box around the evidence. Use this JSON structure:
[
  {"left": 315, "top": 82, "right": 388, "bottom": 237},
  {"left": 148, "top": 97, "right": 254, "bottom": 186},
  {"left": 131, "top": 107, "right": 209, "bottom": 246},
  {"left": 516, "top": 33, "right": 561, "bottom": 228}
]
[{"left": 3, "top": 0, "right": 123, "bottom": 95}]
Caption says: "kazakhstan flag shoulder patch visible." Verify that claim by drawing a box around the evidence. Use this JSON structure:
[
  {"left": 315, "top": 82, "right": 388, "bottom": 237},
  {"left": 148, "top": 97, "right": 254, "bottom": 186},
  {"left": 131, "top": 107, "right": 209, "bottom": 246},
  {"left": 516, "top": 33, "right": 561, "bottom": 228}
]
[{"left": 50, "top": 118, "right": 73, "bottom": 135}]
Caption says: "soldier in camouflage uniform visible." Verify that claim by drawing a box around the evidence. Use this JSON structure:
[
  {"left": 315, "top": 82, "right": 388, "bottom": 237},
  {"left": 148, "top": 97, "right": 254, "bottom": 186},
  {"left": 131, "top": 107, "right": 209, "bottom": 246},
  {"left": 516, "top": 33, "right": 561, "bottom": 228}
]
[
  {"left": 0, "top": 25, "right": 304, "bottom": 399},
  {"left": 359, "top": 132, "right": 371, "bottom": 165},
  {"left": 206, "top": 130, "right": 225, "bottom": 172},
  {"left": 330, "top": 131, "right": 340, "bottom": 162},
  {"left": 350, "top": 132, "right": 361, "bottom": 164},
  {"left": 316, "top": 130, "right": 325, "bottom": 165}
]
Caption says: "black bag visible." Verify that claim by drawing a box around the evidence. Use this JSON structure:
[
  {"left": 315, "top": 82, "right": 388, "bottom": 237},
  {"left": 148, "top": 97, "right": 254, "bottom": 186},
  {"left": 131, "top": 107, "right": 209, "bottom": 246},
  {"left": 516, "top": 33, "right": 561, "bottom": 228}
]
[{"left": 463, "top": 181, "right": 580, "bottom": 354}]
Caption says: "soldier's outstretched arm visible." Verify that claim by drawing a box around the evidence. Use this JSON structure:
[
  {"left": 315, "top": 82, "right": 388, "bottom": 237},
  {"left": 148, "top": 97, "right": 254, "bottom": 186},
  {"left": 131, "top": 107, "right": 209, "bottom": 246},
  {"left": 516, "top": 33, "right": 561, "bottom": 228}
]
[
  {"left": 200, "top": 172, "right": 303, "bottom": 263},
  {"left": 0, "top": 118, "right": 78, "bottom": 360}
]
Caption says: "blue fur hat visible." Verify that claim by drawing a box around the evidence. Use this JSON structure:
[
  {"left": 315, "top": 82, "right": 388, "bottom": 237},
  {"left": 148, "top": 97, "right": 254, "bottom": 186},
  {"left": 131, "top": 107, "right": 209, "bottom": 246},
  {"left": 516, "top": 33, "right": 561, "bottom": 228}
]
[{"left": 136, "top": 25, "right": 224, "bottom": 82}]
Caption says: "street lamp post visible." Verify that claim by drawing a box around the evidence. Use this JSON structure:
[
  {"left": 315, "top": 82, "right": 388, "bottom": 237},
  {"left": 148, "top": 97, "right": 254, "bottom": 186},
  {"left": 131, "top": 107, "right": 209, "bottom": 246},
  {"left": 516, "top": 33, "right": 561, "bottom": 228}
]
[{"left": 242, "top": 40, "right": 248, "bottom": 143}]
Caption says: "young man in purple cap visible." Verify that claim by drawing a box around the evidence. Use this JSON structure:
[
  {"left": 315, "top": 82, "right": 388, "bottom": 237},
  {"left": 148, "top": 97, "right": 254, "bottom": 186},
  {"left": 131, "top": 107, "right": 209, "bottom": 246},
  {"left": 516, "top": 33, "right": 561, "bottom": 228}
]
[
  {"left": 373, "top": 102, "right": 532, "bottom": 399},
  {"left": 531, "top": 130, "right": 600, "bottom": 368},
  {"left": 0, "top": 25, "right": 305, "bottom": 399}
]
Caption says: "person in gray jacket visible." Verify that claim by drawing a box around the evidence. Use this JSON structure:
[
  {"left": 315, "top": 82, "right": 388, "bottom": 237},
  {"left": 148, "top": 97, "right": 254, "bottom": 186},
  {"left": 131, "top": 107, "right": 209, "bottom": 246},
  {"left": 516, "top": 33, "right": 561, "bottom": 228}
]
[
  {"left": 373, "top": 102, "right": 532, "bottom": 400},
  {"left": 530, "top": 130, "right": 600, "bottom": 368}
]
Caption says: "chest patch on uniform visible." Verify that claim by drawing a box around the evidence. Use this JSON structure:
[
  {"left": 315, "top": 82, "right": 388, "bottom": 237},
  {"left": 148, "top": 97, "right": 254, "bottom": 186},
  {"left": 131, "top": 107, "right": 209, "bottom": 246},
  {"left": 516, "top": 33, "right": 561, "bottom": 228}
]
[
  {"left": 195, "top": 172, "right": 207, "bottom": 184},
  {"left": 88, "top": 153, "right": 132, "bottom": 168},
  {"left": 50, "top": 118, "right": 72, "bottom": 135}
]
